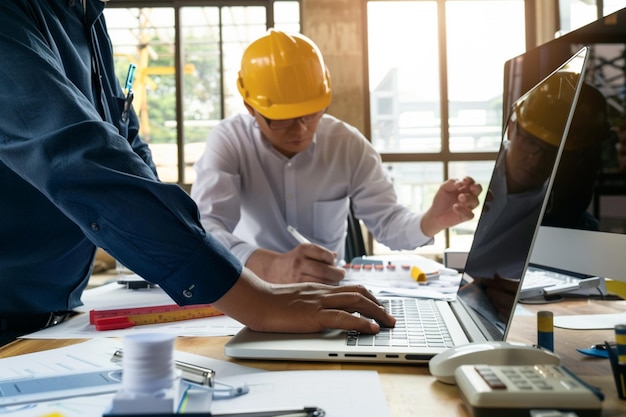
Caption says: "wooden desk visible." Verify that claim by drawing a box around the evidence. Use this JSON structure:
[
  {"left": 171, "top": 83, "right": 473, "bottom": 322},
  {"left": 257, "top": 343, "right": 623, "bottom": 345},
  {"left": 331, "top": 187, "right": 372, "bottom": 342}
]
[{"left": 2, "top": 299, "right": 625, "bottom": 416}]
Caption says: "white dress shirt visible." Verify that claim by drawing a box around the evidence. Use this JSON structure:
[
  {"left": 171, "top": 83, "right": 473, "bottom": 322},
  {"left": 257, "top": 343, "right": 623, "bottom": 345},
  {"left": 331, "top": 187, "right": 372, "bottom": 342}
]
[{"left": 191, "top": 113, "right": 430, "bottom": 264}]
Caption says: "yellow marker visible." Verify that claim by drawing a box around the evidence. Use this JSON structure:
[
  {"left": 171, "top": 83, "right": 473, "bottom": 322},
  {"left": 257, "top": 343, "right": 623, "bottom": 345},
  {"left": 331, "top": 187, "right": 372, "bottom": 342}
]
[
  {"left": 615, "top": 324, "right": 626, "bottom": 364},
  {"left": 410, "top": 266, "right": 427, "bottom": 282},
  {"left": 537, "top": 310, "right": 554, "bottom": 352}
]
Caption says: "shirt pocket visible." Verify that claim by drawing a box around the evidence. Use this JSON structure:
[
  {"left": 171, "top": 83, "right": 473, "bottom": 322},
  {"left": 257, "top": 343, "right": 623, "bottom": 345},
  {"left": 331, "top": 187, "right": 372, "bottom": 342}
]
[
  {"left": 312, "top": 198, "right": 349, "bottom": 247},
  {"left": 114, "top": 95, "right": 130, "bottom": 138}
]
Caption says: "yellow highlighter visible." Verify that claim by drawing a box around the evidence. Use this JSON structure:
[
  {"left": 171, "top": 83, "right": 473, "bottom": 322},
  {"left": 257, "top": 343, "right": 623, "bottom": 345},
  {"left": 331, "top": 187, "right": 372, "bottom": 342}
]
[{"left": 410, "top": 266, "right": 427, "bottom": 283}]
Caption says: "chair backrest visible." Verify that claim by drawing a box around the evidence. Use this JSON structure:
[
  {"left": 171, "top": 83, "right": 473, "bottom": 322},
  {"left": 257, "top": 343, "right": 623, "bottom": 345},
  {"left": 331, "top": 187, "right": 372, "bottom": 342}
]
[{"left": 344, "top": 200, "right": 367, "bottom": 262}]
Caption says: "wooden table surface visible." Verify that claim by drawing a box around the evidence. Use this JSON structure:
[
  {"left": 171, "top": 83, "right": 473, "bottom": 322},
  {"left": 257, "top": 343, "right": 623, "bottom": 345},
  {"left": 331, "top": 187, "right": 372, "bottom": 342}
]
[{"left": 2, "top": 299, "right": 626, "bottom": 416}]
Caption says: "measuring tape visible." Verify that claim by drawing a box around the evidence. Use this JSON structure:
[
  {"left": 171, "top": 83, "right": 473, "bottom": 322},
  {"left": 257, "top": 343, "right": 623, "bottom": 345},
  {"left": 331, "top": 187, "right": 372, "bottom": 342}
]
[{"left": 89, "top": 304, "right": 223, "bottom": 331}]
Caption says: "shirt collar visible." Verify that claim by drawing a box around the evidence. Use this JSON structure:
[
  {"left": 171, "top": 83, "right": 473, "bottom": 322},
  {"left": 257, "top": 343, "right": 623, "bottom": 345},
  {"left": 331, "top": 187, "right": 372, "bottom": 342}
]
[
  {"left": 74, "top": 0, "right": 105, "bottom": 26},
  {"left": 256, "top": 126, "right": 318, "bottom": 160}
]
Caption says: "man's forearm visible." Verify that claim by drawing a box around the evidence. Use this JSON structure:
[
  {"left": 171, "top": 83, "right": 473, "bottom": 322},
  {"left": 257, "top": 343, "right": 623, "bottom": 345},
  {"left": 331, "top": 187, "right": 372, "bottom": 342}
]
[{"left": 245, "top": 248, "right": 283, "bottom": 283}]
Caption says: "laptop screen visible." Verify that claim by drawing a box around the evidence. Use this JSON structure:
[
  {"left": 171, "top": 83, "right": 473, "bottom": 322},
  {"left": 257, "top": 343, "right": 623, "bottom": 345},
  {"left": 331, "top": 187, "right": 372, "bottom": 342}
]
[{"left": 455, "top": 47, "right": 589, "bottom": 341}]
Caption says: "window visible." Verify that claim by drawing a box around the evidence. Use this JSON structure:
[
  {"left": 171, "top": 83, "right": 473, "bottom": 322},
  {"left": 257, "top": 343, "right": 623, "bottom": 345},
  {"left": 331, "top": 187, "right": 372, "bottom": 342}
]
[
  {"left": 103, "top": 1, "right": 300, "bottom": 185},
  {"left": 104, "top": 1, "right": 602, "bottom": 255},
  {"left": 558, "top": 0, "right": 624, "bottom": 34},
  {"left": 367, "top": 0, "right": 525, "bottom": 253}
]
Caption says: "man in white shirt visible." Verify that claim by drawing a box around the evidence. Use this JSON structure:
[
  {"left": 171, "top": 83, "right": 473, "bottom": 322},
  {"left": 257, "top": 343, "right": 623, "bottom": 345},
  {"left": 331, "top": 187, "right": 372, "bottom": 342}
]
[{"left": 191, "top": 29, "right": 482, "bottom": 284}]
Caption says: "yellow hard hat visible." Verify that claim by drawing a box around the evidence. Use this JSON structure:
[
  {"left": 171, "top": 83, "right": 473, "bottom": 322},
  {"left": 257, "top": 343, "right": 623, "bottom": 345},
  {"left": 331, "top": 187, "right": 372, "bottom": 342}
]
[
  {"left": 567, "top": 82, "right": 610, "bottom": 148},
  {"left": 237, "top": 29, "right": 332, "bottom": 120},
  {"left": 514, "top": 71, "right": 578, "bottom": 148}
]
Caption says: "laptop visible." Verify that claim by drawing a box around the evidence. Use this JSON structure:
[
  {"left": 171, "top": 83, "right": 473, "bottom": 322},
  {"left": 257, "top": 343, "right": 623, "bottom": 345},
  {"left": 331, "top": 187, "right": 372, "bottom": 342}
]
[
  {"left": 519, "top": 264, "right": 601, "bottom": 301},
  {"left": 225, "top": 47, "right": 590, "bottom": 364}
]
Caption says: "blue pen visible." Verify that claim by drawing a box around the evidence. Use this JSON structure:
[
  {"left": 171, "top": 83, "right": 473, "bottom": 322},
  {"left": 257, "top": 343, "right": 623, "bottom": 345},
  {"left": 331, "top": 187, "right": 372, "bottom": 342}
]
[
  {"left": 122, "top": 64, "right": 136, "bottom": 122},
  {"left": 124, "top": 63, "right": 137, "bottom": 94}
]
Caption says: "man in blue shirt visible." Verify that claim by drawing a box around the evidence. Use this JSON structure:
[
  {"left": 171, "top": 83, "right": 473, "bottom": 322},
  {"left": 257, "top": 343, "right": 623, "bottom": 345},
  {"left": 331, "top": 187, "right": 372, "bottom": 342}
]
[{"left": 0, "top": 0, "right": 395, "bottom": 345}]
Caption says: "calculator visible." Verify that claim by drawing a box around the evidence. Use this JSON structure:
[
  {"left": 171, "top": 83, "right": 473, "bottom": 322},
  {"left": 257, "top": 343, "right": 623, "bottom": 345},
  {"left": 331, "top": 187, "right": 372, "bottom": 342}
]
[{"left": 454, "top": 364, "right": 603, "bottom": 417}]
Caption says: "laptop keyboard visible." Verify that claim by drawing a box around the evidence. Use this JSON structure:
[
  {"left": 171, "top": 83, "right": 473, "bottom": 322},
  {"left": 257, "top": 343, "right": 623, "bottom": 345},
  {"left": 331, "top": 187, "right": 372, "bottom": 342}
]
[
  {"left": 346, "top": 298, "right": 454, "bottom": 348},
  {"left": 522, "top": 268, "right": 570, "bottom": 289}
]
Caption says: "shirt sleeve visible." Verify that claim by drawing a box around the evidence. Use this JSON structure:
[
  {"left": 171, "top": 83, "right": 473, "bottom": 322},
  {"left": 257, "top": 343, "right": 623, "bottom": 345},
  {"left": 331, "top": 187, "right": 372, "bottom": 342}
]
[
  {"left": 0, "top": 2, "right": 241, "bottom": 306},
  {"left": 343, "top": 125, "right": 433, "bottom": 249},
  {"left": 191, "top": 117, "right": 260, "bottom": 264}
]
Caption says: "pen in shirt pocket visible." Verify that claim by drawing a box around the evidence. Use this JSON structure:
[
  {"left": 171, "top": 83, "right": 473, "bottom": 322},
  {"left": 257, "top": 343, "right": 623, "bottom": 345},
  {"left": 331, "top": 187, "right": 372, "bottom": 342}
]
[{"left": 121, "top": 63, "right": 136, "bottom": 122}]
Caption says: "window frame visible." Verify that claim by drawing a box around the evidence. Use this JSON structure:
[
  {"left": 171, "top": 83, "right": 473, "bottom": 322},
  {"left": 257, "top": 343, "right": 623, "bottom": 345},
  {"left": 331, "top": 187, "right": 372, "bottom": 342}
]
[
  {"left": 363, "top": 0, "right": 527, "bottom": 249},
  {"left": 105, "top": 0, "right": 299, "bottom": 188}
]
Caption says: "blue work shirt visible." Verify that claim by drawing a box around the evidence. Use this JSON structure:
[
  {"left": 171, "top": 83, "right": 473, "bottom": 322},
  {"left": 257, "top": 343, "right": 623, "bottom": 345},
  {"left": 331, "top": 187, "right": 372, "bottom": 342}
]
[{"left": 0, "top": 0, "right": 241, "bottom": 316}]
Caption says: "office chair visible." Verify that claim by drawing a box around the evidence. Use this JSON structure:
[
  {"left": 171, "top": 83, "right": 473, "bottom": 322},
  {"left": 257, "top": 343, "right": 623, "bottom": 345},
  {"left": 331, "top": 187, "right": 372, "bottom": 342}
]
[{"left": 344, "top": 200, "right": 367, "bottom": 263}]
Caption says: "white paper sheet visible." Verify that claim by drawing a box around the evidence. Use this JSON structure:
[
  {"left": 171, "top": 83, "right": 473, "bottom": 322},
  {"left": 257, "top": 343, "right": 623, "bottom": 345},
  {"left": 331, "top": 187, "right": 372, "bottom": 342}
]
[
  {"left": 0, "top": 339, "right": 390, "bottom": 417},
  {"left": 342, "top": 254, "right": 462, "bottom": 300},
  {"left": 209, "top": 370, "right": 391, "bottom": 417}
]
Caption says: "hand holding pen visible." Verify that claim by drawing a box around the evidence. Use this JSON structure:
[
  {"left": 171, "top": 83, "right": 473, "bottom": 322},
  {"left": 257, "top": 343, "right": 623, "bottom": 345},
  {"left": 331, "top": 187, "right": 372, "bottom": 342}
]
[
  {"left": 244, "top": 226, "right": 344, "bottom": 285},
  {"left": 287, "top": 225, "right": 312, "bottom": 244}
]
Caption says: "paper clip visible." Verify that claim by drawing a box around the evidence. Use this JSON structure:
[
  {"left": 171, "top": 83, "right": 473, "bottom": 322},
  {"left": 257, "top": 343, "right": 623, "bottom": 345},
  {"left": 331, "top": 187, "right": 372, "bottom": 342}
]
[
  {"left": 182, "top": 380, "right": 249, "bottom": 400},
  {"left": 111, "top": 349, "right": 215, "bottom": 387}
]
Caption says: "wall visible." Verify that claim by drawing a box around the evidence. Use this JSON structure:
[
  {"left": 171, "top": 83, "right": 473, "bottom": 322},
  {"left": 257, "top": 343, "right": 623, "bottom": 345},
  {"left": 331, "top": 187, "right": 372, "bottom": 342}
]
[
  {"left": 301, "top": 0, "right": 368, "bottom": 135},
  {"left": 534, "top": 0, "right": 559, "bottom": 46}
]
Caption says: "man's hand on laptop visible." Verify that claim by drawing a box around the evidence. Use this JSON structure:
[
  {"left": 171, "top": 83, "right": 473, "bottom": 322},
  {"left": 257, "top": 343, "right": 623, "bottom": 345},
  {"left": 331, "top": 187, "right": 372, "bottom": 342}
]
[{"left": 213, "top": 268, "right": 396, "bottom": 334}]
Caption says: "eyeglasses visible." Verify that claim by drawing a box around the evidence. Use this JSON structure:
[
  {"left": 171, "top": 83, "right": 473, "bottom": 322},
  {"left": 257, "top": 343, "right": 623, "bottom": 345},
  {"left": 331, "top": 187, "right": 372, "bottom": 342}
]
[{"left": 261, "top": 111, "right": 324, "bottom": 130}]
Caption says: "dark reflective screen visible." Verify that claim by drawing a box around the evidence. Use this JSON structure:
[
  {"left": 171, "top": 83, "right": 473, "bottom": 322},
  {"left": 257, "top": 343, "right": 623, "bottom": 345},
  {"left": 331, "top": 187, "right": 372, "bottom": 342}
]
[{"left": 456, "top": 48, "right": 588, "bottom": 341}]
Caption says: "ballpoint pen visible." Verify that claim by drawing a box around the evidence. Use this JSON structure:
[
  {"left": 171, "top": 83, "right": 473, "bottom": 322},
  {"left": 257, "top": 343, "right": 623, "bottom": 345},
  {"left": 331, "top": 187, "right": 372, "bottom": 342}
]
[
  {"left": 121, "top": 63, "right": 136, "bottom": 122},
  {"left": 212, "top": 407, "right": 325, "bottom": 417},
  {"left": 287, "top": 225, "right": 311, "bottom": 244},
  {"left": 104, "top": 408, "right": 325, "bottom": 417},
  {"left": 124, "top": 63, "right": 137, "bottom": 94}
]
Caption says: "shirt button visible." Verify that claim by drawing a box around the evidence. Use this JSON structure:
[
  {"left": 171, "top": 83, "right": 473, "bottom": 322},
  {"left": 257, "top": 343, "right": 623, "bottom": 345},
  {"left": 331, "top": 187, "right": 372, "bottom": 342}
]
[{"left": 90, "top": 223, "right": 100, "bottom": 231}]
